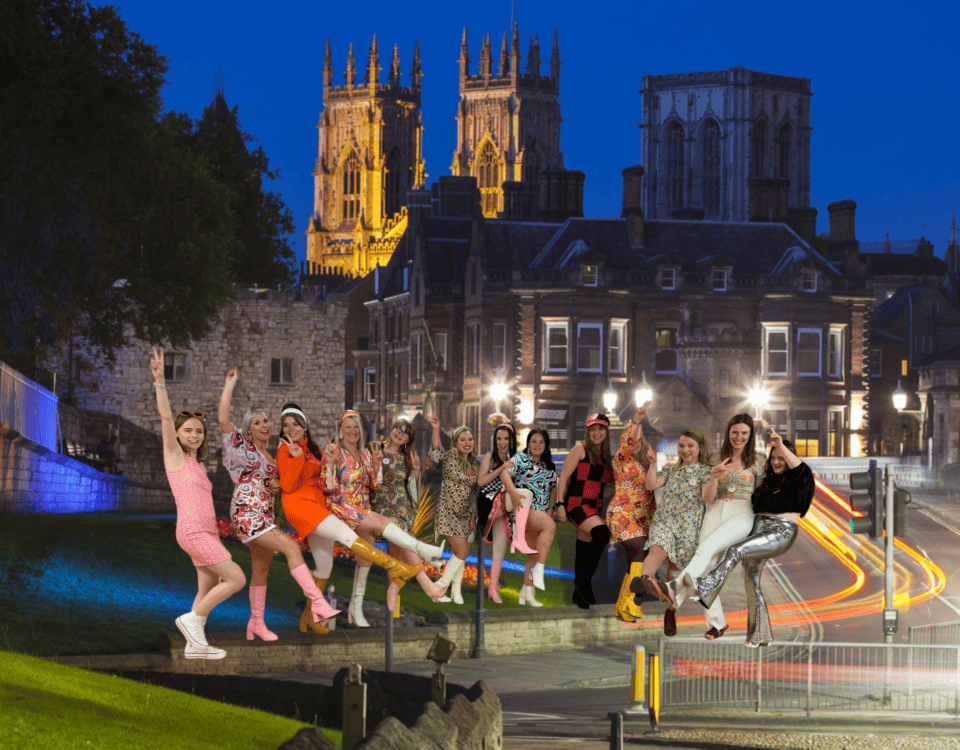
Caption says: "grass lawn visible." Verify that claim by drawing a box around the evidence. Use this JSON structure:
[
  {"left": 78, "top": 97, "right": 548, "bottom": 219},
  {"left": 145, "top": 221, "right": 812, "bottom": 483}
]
[
  {"left": 1, "top": 650, "right": 338, "bottom": 749},
  {"left": 0, "top": 512, "right": 586, "bottom": 657}
]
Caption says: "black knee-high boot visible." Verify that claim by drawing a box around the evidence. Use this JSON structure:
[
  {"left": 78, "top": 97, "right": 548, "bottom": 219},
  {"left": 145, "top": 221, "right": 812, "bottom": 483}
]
[
  {"left": 572, "top": 539, "right": 592, "bottom": 609},
  {"left": 584, "top": 525, "right": 611, "bottom": 604}
]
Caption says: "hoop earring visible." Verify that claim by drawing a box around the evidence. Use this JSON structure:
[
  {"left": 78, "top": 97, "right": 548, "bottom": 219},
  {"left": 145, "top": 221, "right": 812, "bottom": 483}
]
[{"left": 339, "top": 432, "right": 343, "bottom": 440}]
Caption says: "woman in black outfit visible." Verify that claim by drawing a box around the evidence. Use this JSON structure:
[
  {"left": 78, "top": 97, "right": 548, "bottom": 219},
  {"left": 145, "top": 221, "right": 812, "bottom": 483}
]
[{"left": 695, "top": 428, "right": 815, "bottom": 647}]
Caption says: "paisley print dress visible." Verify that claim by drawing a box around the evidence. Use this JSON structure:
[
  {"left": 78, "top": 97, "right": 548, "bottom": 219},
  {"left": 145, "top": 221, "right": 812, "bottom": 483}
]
[
  {"left": 607, "top": 432, "right": 656, "bottom": 544},
  {"left": 223, "top": 427, "right": 279, "bottom": 544}
]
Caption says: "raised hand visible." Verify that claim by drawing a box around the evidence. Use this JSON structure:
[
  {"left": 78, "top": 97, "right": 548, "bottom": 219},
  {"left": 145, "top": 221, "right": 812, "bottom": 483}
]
[
  {"left": 325, "top": 440, "right": 341, "bottom": 459},
  {"left": 224, "top": 366, "right": 240, "bottom": 387},
  {"left": 150, "top": 346, "right": 165, "bottom": 383},
  {"left": 635, "top": 400, "right": 652, "bottom": 422},
  {"left": 711, "top": 458, "right": 731, "bottom": 479},
  {"left": 280, "top": 435, "right": 303, "bottom": 458},
  {"left": 368, "top": 441, "right": 383, "bottom": 465},
  {"left": 430, "top": 413, "right": 440, "bottom": 430},
  {"left": 769, "top": 428, "right": 783, "bottom": 449}
]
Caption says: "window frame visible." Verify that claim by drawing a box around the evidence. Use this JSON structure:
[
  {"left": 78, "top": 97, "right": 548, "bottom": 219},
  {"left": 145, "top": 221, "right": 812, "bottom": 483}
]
[
  {"left": 270, "top": 356, "right": 294, "bottom": 385},
  {"left": 711, "top": 269, "right": 727, "bottom": 292},
  {"left": 802, "top": 269, "right": 818, "bottom": 293},
  {"left": 435, "top": 332, "right": 448, "bottom": 371},
  {"left": 544, "top": 320, "right": 569, "bottom": 374},
  {"left": 796, "top": 328, "right": 822, "bottom": 377},
  {"left": 654, "top": 326, "right": 679, "bottom": 376},
  {"left": 363, "top": 368, "right": 376, "bottom": 403},
  {"left": 609, "top": 322, "right": 626, "bottom": 375},
  {"left": 492, "top": 322, "right": 508, "bottom": 373},
  {"left": 576, "top": 322, "right": 604, "bottom": 374},
  {"left": 164, "top": 352, "right": 189, "bottom": 383},
  {"left": 660, "top": 268, "right": 676, "bottom": 291},
  {"left": 466, "top": 322, "right": 480, "bottom": 377},
  {"left": 582, "top": 265, "right": 598, "bottom": 287},
  {"left": 764, "top": 326, "right": 789, "bottom": 378},
  {"left": 828, "top": 327, "right": 844, "bottom": 380},
  {"left": 411, "top": 332, "right": 423, "bottom": 381}
]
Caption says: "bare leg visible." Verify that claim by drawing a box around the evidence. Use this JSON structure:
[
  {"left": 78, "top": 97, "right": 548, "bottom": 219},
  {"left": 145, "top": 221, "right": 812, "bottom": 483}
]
[{"left": 193, "top": 559, "right": 246, "bottom": 617}]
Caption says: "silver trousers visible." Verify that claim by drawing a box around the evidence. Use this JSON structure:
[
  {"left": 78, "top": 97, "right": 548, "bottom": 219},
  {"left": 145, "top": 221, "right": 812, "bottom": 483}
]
[{"left": 695, "top": 515, "right": 798, "bottom": 646}]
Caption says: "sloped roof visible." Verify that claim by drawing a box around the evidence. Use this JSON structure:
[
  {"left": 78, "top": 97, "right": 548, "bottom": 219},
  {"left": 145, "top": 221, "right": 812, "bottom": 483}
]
[
  {"left": 420, "top": 216, "right": 472, "bottom": 283},
  {"left": 859, "top": 238, "right": 923, "bottom": 255},
  {"left": 528, "top": 218, "right": 636, "bottom": 269},
  {"left": 479, "top": 220, "right": 562, "bottom": 269},
  {"left": 872, "top": 282, "right": 927, "bottom": 331}
]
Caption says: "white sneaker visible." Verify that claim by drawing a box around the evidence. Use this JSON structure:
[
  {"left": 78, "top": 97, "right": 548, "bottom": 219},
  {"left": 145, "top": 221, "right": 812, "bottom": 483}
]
[
  {"left": 184, "top": 643, "right": 227, "bottom": 660},
  {"left": 176, "top": 612, "right": 209, "bottom": 648}
]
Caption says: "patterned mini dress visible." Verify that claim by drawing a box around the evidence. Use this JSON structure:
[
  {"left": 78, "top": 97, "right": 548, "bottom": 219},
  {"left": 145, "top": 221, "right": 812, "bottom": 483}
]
[
  {"left": 607, "top": 432, "right": 656, "bottom": 544},
  {"left": 223, "top": 427, "right": 278, "bottom": 544},
  {"left": 564, "top": 451, "right": 613, "bottom": 527},
  {"left": 429, "top": 446, "right": 477, "bottom": 539},
  {"left": 371, "top": 452, "right": 417, "bottom": 533}
]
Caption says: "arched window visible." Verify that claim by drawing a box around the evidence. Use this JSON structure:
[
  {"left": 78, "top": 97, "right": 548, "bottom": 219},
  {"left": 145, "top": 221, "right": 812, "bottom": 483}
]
[
  {"left": 778, "top": 123, "right": 792, "bottom": 180},
  {"left": 700, "top": 120, "right": 721, "bottom": 219},
  {"left": 384, "top": 147, "right": 404, "bottom": 218},
  {"left": 665, "top": 122, "right": 685, "bottom": 215},
  {"left": 752, "top": 120, "right": 767, "bottom": 178},
  {"left": 341, "top": 150, "right": 361, "bottom": 222},
  {"left": 477, "top": 142, "right": 500, "bottom": 217}
]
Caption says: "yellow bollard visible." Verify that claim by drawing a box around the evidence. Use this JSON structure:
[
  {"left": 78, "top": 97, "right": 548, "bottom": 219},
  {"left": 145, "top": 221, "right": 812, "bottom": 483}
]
[
  {"left": 647, "top": 653, "right": 660, "bottom": 732},
  {"left": 394, "top": 593, "right": 401, "bottom": 618},
  {"left": 631, "top": 645, "right": 645, "bottom": 704}
]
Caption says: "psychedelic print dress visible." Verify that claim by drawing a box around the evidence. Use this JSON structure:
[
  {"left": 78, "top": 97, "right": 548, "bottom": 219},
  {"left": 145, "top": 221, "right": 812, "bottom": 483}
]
[
  {"left": 223, "top": 427, "right": 279, "bottom": 544},
  {"left": 607, "top": 432, "right": 656, "bottom": 544}
]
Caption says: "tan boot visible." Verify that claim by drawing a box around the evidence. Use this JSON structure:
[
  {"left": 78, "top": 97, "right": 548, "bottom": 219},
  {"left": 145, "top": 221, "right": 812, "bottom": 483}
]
[
  {"left": 299, "top": 576, "right": 330, "bottom": 635},
  {"left": 350, "top": 538, "right": 422, "bottom": 588},
  {"left": 616, "top": 563, "right": 644, "bottom": 622}
]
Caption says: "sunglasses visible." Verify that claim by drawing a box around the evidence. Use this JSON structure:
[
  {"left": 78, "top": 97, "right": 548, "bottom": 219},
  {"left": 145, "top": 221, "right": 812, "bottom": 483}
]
[
  {"left": 393, "top": 425, "right": 413, "bottom": 437},
  {"left": 179, "top": 411, "right": 206, "bottom": 420}
]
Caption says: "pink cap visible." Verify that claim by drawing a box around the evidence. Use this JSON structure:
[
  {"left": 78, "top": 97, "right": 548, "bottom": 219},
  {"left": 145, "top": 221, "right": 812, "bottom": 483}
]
[{"left": 585, "top": 413, "right": 610, "bottom": 428}]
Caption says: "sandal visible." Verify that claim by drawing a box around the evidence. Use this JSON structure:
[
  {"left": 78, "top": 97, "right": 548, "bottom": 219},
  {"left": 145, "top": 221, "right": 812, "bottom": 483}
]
[
  {"left": 705, "top": 625, "right": 729, "bottom": 640},
  {"left": 663, "top": 607, "right": 677, "bottom": 637}
]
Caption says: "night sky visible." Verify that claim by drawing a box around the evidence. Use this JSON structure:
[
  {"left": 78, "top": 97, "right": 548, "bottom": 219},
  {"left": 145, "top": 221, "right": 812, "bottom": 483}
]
[{"left": 110, "top": 0, "right": 959, "bottom": 264}]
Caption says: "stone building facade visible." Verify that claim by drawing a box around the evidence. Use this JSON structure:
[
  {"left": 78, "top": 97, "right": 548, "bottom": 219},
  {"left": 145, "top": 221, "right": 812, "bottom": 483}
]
[
  {"left": 73, "top": 289, "right": 348, "bottom": 473},
  {"left": 306, "top": 37, "right": 425, "bottom": 277},
  {"left": 639, "top": 67, "right": 814, "bottom": 236},
  {"left": 450, "top": 24, "right": 563, "bottom": 219}
]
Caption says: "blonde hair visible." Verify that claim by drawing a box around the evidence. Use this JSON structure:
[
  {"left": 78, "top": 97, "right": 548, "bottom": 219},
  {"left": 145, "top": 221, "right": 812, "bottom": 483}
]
[{"left": 450, "top": 426, "right": 478, "bottom": 477}]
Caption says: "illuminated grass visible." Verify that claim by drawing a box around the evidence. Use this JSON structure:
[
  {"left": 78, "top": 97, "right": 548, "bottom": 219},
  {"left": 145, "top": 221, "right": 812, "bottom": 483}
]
[{"left": 1, "top": 651, "right": 336, "bottom": 749}]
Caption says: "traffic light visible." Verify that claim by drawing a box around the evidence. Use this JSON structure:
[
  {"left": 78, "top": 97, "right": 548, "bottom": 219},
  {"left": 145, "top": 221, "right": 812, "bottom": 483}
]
[
  {"left": 893, "top": 486, "right": 911, "bottom": 536},
  {"left": 849, "top": 459, "right": 880, "bottom": 538}
]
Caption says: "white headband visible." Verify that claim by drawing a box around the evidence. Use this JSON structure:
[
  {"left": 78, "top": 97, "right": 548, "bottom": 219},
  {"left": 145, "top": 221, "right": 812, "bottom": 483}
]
[{"left": 280, "top": 407, "right": 307, "bottom": 423}]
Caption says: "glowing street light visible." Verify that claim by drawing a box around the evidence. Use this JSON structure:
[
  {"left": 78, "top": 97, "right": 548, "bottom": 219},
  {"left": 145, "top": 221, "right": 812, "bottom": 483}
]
[
  {"left": 892, "top": 379, "right": 908, "bottom": 412},
  {"left": 634, "top": 372, "right": 653, "bottom": 406},
  {"left": 489, "top": 370, "right": 509, "bottom": 416},
  {"left": 748, "top": 377, "right": 769, "bottom": 419},
  {"left": 603, "top": 386, "right": 617, "bottom": 413}
]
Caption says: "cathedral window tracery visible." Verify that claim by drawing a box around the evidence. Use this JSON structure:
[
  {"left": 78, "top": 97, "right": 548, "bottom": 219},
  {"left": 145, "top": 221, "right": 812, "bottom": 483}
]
[
  {"left": 665, "top": 121, "right": 685, "bottom": 215},
  {"left": 700, "top": 119, "right": 721, "bottom": 219},
  {"left": 477, "top": 141, "right": 501, "bottom": 217},
  {"left": 752, "top": 119, "right": 767, "bottom": 178},
  {"left": 778, "top": 122, "right": 792, "bottom": 180},
  {"left": 341, "top": 150, "right": 362, "bottom": 222}
]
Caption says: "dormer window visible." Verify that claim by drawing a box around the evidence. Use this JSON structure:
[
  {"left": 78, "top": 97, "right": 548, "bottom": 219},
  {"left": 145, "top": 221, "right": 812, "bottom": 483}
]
[
  {"left": 582, "top": 265, "right": 598, "bottom": 286},
  {"left": 802, "top": 269, "right": 817, "bottom": 292},
  {"left": 661, "top": 268, "right": 676, "bottom": 290},
  {"left": 711, "top": 269, "right": 727, "bottom": 292}
]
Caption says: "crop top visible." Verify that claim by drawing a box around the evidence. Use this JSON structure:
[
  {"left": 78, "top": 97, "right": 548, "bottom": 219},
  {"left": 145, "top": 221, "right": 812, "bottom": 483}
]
[{"left": 750, "top": 462, "right": 815, "bottom": 517}]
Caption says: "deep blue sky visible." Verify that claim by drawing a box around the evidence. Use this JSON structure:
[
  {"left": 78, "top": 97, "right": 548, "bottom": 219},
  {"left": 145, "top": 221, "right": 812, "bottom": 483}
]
[{"left": 113, "top": 0, "right": 958, "bottom": 264}]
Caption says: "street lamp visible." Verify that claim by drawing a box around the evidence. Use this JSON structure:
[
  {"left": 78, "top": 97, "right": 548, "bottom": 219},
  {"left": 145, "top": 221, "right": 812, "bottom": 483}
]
[
  {"left": 892, "top": 379, "right": 908, "bottom": 412},
  {"left": 603, "top": 386, "right": 617, "bottom": 413},
  {"left": 634, "top": 372, "right": 653, "bottom": 406},
  {"left": 748, "top": 377, "right": 769, "bottom": 419},
  {"left": 489, "top": 371, "right": 509, "bottom": 416}
]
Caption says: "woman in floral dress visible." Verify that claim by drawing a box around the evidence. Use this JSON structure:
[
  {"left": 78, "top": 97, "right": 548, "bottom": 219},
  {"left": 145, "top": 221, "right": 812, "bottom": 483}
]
[
  {"left": 218, "top": 366, "right": 335, "bottom": 641},
  {"left": 630, "top": 420, "right": 712, "bottom": 636},
  {"left": 668, "top": 413, "right": 765, "bottom": 639},
  {"left": 607, "top": 401, "right": 656, "bottom": 622},
  {"left": 327, "top": 410, "right": 444, "bottom": 627},
  {"left": 370, "top": 417, "right": 445, "bottom": 601},
  {"left": 427, "top": 413, "right": 478, "bottom": 605}
]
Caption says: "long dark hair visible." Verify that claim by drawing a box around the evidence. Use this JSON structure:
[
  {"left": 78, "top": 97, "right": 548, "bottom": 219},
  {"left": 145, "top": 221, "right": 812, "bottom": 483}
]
[
  {"left": 764, "top": 438, "right": 797, "bottom": 488},
  {"left": 389, "top": 417, "right": 415, "bottom": 474},
  {"left": 524, "top": 427, "right": 556, "bottom": 472},
  {"left": 583, "top": 421, "right": 612, "bottom": 473},
  {"left": 719, "top": 413, "right": 758, "bottom": 465},
  {"left": 280, "top": 402, "right": 323, "bottom": 462},
  {"left": 489, "top": 423, "right": 518, "bottom": 471}
]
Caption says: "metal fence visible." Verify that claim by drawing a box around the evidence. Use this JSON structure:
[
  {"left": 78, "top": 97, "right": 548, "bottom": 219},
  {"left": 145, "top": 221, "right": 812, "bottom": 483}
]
[
  {"left": 0, "top": 360, "right": 60, "bottom": 452},
  {"left": 658, "top": 639, "right": 960, "bottom": 717},
  {"left": 910, "top": 620, "right": 960, "bottom": 646}
]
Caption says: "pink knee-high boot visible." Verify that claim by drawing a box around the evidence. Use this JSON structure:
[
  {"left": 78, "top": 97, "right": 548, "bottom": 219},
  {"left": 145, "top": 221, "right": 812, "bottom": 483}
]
[
  {"left": 291, "top": 564, "right": 340, "bottom": 622},
  {"left": 510, "top": 503, "right": 537, "bottom": 555},
  {"left": 247, "top": 585, "right": 279, "bottom": 641},
  {"left": 488, "top": 559, "right": 503, "bottom": 603}
]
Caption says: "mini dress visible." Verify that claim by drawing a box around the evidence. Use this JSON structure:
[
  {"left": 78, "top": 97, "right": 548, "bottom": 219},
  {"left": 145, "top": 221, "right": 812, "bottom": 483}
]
[
  {"left": 371, "top": 452, "right": 418, "bottom": 533},
  {"left": 278, "top": 440, "right": 331, "bottom": 539},
  {"left": 607, "top": 432, "right": 656, "bottom": 544},
  {"left": 168, "top": 455, "right": 231, "bottom": 568},
  {"left": 644, "top": 462, "right": 712, "bottom": 568},
  {"left": 330, "top": 450, "right": 381, "bottom": 529},
  {"left": 223, "top": 427, "right": 279, "bottom": 544},
  {"left": 429, "top": 446, "right": 477, "bottom": 539},
  {"left": 564, "top": 450, "right": 613, "bottom": 527},
  {"left": 509, "top": 452, "right": 558, "bottom": 512}
]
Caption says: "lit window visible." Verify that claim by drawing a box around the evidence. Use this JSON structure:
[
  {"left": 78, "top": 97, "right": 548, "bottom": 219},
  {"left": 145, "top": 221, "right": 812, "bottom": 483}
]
[
  {"left": 712, "top": 269, "right": 727, "bottom": 292},
  {"left": 577, "top": 323, "right": 603, "bottom": 373},
  {"left": 582, "top": 265, "right": 598, "bottom": 286},
  {"left": 477, "top": 142, "right": 500, "bottom": 218},
  {"left": 828, "top": 329, "right": 843, "bottom": 379},
  {"left": 363, "top": 368, "right": 376, "bottom": 403},
  {"left": 655, "top": 327, "right": 679, "bottom": 375},
  {"left": 765, "top": 327, "right": 788, "bottom": 378},
  {"left": 545, "top": 322, "right": 569, "bottom": 373},
  {"left": 492, "top": 323, "right": 507, "bottom": 372},
  {"left": 797, "top": 329, "right": 822, "bottom": 377},
  {"left": 660, "top": 268, "right": 676, "bottom": 290},
  {"left": 435, "top": 333, "right": 448, "bottom": 371},
  {"left": 270, "top": 357, "right": 293, "bottom": 385},
  {"left": 802, "top": 270, "right": 817, "bottom": 292},
  {"left": 609, "top": 323, "right": 626, "bottom": 375},
  {"left": 164, "top": 353, "right": 188, "bottom": 382}
]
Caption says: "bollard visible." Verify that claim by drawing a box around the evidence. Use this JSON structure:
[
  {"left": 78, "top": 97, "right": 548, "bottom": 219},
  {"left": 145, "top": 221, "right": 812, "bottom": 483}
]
[
  {"left": 342, "top": 664, "right": 366, "bottom": 750},
  {"left": 647, "top": 653, "right": 660, "bottom": 732},
  {"left": 607, "top": 710, "right": 624, "bottom": 750},
  {"left": 431, "top": 663, "right": 447, "bottom": 708},
  {"left": 630, "top": 645, "right": 645, "bottom": 706}
]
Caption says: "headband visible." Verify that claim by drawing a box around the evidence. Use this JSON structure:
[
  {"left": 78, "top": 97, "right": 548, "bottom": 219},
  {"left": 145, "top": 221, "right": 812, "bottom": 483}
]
[
  {"left": 339, "top": 409, "right": 362, "bottom": 426},
  {"left": 495, "top": 422, "right": 515, "bottom": 432},
  {"left": 280, "top": 407, "right": 307, "bottom": 422}
]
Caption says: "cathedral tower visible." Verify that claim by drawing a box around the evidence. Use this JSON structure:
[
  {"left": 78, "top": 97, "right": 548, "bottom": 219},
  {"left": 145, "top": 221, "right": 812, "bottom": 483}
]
[
  {"left": 307, "top": 37, "right": 425, "bottom": 276},
  {"left": 451, "top": 25, "right": 563, "bottom": 218}
]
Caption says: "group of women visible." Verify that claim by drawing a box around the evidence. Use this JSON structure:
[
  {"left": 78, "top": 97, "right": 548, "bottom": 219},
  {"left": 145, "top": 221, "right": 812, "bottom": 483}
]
[{"left": 155, "top": 343, "right": 813, "bottom": 657}]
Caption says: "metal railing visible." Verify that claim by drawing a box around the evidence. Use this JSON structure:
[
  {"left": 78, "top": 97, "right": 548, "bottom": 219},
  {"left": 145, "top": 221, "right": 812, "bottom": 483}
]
[
  {"left": 657, "top": 639, "right": 960, "bottom": 717},
  {"left": 910, "top": 620, "right": 960, "bottom": 646}
]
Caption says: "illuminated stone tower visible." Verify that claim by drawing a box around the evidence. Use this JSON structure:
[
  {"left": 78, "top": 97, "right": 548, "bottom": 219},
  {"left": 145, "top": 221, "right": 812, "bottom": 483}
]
[
  {"left": 451, "top": 25, "right": 563, "bottom": 218},
  {"left": 307, "top": 36, "right": 426, "bottom": 276}
]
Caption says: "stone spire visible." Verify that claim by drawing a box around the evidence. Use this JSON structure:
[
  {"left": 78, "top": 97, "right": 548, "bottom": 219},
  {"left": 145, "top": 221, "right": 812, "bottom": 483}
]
[
  {"left": 345, "top": 43, "right": 356, "bottom": 89},
  {"left": 498, "top": 32, "right": 509, "bottom": 77},
  {"left": 365, "top": 34, "right": 380, "bottom": 87},
  {"left": 510, "top": 21, "right": 521, "bottom": 79},
  {"left": 412, "top": 41, "right": 422, "bottom": 90},
  {"left": 389, "top": 43, "right": 401, "bottom": 87},
  {"left": 883, "top": 233, "right": 892, "bottom": 253},
  {"left": 480, "top": 31, "right": 492, "bottom": 78},
  {"left": 550, "top": 28, "right": 561, "bottom": 83},
  {"left": 323, "top": 39, "right": 333, "bottom": 93},
  {"left": 526, "top": 33, "right": 541, "bottom": 78},
  {"left": 459, "top": 27, "right": 470, "bottom": 81},
  {"left": 948, "top": 213, "right": 959, "bottom": 276}
]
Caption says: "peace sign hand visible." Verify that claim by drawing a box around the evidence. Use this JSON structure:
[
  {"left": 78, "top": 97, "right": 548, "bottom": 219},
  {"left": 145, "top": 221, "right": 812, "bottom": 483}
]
[
  {"left": 280, "top": 435, "right": 303, "bottom": 458},
  {"left": 150, "top": 347, "right": 165, "bottom": 383},
  {"left": 711, "top": 458, "right": 731, "bottom": 479}
]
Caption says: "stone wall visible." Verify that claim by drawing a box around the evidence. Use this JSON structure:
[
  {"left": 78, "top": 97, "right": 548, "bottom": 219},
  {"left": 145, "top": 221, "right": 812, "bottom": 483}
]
[{"left": 0, "top": 426, "right": 174, "bottom": 515}]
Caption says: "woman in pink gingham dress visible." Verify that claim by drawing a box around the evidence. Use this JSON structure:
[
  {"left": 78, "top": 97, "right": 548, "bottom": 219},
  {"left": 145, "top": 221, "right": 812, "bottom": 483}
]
[{"left": 151, "top": 348, "right": 245, "bottom": 661}]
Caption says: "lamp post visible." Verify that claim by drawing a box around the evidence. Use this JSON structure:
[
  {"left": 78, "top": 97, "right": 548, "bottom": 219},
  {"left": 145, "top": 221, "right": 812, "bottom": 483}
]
[
  {"left": 892, "top": 379, "right": 907, "bottom": 412},
  {"left": 748, "top": 377, "right": 769, "bottom": 452},
  {"left": 489, "top": 370, "right": 509, "bottom": 417},
  {"left": 603, "top": 385, "right": 618, "bottom": 414}
]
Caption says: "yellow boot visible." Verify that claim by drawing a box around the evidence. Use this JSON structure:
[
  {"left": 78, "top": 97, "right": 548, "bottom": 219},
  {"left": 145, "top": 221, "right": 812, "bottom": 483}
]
[
  {"left": 300, "top": 576, "right": 330, "bottom": 635},
  {"left": 616, "top": 563, "right": 644, "bottom": 622},
  {"left": 350, "top": 539, "right": 422, "bottom": 588}
]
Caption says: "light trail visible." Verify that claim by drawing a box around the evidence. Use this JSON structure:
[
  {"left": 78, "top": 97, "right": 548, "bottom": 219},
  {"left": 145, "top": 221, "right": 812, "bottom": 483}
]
[{"left": 622, "top": 480, "right": 946, "bottom": 634}]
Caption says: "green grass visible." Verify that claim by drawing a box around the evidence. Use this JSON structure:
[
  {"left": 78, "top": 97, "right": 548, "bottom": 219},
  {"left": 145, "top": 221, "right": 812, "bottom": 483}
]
[
  {"left": 1, "top": 650, "right": 339, "bottom": 749},
  {"left": 0, "top": 512, "right": 582, "bottom": 657}
]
